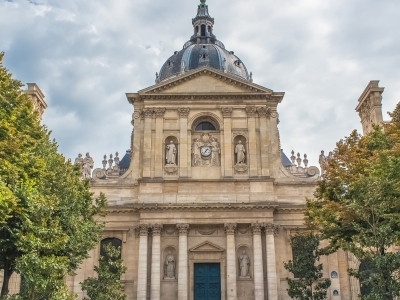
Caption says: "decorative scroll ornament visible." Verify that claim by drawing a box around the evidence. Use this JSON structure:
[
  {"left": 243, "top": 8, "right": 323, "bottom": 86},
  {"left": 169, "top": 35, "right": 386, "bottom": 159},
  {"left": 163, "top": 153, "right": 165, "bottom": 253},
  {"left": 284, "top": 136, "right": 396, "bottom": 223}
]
[
  {"left": 92, "top": 152, "right": 123, "bottom": 180},
  {"left": 178, "top": 107, "right": 190, "bottom": 117},
  {"left": 144, "top": 108, "right": 154, "bottom": 118},
  {"left": 224, "top": 223, "right": 237, "bottom": 235},
  {"left": 176, "top": 224, "right": 189, "bottom": 235},
  {"left": 284, "top": 150, "right": 320, "bottom": 179}
]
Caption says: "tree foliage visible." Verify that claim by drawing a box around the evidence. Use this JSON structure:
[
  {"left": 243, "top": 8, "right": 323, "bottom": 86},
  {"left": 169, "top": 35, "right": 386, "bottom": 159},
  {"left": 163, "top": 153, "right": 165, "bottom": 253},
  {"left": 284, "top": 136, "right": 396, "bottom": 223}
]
[
  {"left": 284, "top": 233, "right": 331, "bottom": 300},
  {"left": 306, "top": 103, "right": 400, "bottom": 299},
  {"left": 80, "top": 243, "right": 127, "bottom": 300},
  {"left": 0, "top": 52, "right": 107, "bottom": 300}
]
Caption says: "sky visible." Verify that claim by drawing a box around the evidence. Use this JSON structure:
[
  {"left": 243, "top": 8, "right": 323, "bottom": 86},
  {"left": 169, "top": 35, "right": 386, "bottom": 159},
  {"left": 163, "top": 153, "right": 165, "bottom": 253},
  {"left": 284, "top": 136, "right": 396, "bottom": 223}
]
[{"left": 1, "top": 0, "right": 400, "bottom": 169}]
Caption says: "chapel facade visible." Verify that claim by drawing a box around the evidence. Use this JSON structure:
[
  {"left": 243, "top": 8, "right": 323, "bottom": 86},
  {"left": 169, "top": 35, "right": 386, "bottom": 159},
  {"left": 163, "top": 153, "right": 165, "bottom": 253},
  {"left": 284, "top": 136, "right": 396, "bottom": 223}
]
[
  {"left": 2, "top": 1, "right": 388, "bottom": 299},
  {"left": 67, "top": 2, "right": 379, "bottom": 300}
]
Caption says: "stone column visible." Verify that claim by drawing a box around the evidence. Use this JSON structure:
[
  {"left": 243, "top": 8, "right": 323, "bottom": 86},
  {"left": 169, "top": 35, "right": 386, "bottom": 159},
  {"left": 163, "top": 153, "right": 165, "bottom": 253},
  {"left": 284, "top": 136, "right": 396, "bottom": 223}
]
[
  {"left": 178, "top": 108, "right": 190, "bottom": 177},
  {"left": 222, "top": 107, "right": 233, "bottom": 177},
  {"left": 257, "top": 107, "right": 270, "bottom": 177},
  {"left": 136, "top": 224, "right": 149, "bottom": 300},
  {"left": 251, "top": 223, "right": 264, "bottom": 300},
  {"left": 225, "top": 223, "right": 237, "bottom": 300},
  {"left": 151, "top": 224, "right": 163, "bottom": 300},
  {"left": 154, "top": 108, "right": 166, "bottom": 178},
  {"left": 264, "top": 223, "right": 279, "bottom": 300},
  {"left": 177, "top": 224, "right": 189, "bottom": 300},
  {"left": 143, "top": 108, "right": 154, "bottom": 178},
  {"left": 246, "top": 106, "right": 258, "bottom": 177},
  {"left": 131, "top": 107, "right": 143, "bottom": 180}
]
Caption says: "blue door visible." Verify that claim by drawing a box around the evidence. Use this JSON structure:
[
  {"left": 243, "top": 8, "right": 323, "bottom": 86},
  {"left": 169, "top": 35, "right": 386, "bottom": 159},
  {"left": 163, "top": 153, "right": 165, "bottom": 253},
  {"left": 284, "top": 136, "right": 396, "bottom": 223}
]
[{"left": 194, "top": 263, "right": 221, "bottom": 300}]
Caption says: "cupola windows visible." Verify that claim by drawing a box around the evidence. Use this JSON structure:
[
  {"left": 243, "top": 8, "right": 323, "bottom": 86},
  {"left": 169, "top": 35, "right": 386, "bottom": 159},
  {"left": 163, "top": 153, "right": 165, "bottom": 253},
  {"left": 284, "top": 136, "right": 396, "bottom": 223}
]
[{"left": 201, "top": 24, "right": 206, "bottom": 36}]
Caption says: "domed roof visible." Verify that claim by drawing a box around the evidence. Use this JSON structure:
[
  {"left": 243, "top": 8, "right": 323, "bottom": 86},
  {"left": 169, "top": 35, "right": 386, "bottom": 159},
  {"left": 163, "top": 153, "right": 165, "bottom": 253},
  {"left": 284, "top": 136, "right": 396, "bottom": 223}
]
[{"left": 156, "top": 0, "right": 252, "bottom": 83}]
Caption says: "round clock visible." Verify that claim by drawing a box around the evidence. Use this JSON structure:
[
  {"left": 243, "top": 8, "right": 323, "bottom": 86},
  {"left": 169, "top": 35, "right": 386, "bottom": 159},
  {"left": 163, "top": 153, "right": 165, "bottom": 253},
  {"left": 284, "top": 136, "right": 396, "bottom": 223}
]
[{"left": 200, "top": 146, "right": 212, "bottom": 157}]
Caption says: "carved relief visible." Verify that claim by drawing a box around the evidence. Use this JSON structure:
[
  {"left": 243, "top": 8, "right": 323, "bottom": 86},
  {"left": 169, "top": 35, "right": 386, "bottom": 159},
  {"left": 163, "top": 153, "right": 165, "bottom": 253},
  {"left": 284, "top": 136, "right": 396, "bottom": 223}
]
[
  {"left": 250, "top": 223, "right": 262, "bottom": 235},
  {"left": 191, "top": 133, "right": 220, "bottom": 167},
  {"left": 263, "top": 223, "right": 280, "bottom": 235},
  {"left": 144, "top": 108, "right": 154, "bottom": 118},
  {"left": 196, "top": 226, "right": 217, "bottom": 235}
]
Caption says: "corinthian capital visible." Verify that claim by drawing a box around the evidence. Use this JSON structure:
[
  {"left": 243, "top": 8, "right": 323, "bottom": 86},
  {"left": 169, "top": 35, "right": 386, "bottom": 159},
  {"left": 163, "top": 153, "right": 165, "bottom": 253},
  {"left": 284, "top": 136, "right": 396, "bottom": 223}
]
[
  {"left": 178, "top": 107, "right": 190, "bottom": 117},
  {"left": 221, "top": 107, "right": 233, "bottom": 118},
  {"left": 176, "top": 224, "right": 189, "bottom": 235},
  {"left": 151, "top": 224, "right": 163, "bottom": 236},
  {"left": 224, "top": 223, "right": 237, "bottom": 235},
  {"left": 263, "top": 223, "right": 280, "bottom": 235},
  {"left": 250, "top": 222, "right": 262, "bottom": 235},
  {"left": 154, "top": 107, "right": 166, "bottom": 118},
  {"left": 135, "top": 224, "right": 150, "bottom": 236},
  {"left": 245, "top": 106, "right": 257, "bottom": 117},
  {"left": 144, "top": 108, "right": 154, "bottom": 118}
]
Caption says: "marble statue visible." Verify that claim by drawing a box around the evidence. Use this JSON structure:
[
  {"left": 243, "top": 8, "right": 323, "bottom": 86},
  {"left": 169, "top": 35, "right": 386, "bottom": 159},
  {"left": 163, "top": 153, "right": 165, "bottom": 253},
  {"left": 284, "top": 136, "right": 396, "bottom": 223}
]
[
  {"left": 82, "top": 153, "right": 94, "bottom": 179},
  {"left": 235, "top": 140, "right": 246, "bottom": 164},
  {"left": 166, "top": 141, "right": 177, "bottom": 165},
  {"left": 191, "top": 138, "right": 202, "bottom": 166},
  {"left": 319, "top": 150, "right": 326, "bottom": 175},
  {"left": 210, "top": 137, "right": 220, "bottom": 166},
  {"left": 74, "top": 153, "right": 84, "bottom": 177},
  {"left": 239, "top": 250, "right": 250, "bottom": 278},
  {"left": 164, "top": 251, "right": 176, "bottom": 279}
]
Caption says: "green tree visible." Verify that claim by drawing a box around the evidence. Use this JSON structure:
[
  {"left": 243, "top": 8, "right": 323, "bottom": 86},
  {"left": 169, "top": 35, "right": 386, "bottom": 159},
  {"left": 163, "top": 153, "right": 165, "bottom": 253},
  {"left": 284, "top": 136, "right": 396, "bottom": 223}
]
[
  {"left": 0, "top": 52, "right": 107, "bottom": 300},
  {"left": 306, "top": 103, "right": 400, "bottom": 300},
  {"left": 284, "top": 233, "right": 331, "bottom": 300},
  {"left": 80, "top": 243, "right": 127, "bottom": 300}
]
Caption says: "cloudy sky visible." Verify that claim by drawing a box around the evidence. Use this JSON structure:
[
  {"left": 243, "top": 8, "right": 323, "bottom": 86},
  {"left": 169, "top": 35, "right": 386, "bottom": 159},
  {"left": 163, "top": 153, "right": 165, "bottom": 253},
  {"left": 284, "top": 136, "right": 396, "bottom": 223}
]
[{"left": 1, "top": 0, "right": 399, "bottom": 169}]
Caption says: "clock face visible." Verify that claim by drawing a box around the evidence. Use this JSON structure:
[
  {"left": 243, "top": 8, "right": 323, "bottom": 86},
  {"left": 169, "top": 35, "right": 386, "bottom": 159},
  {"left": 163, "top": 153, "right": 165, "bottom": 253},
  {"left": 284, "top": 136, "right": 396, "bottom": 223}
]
[{"left": 200, "top": 146, "right": 211, "bottom": 157}]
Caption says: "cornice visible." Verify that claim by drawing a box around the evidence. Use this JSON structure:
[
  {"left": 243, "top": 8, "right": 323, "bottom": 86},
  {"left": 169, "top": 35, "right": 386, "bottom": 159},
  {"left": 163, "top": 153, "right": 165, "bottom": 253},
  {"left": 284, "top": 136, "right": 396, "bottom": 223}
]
[
  {"left": 139, "top": 67, "right": 273, "bottom": 94},
  {"left": 132, "top": 202, "right": 278, "bottom": 211}
]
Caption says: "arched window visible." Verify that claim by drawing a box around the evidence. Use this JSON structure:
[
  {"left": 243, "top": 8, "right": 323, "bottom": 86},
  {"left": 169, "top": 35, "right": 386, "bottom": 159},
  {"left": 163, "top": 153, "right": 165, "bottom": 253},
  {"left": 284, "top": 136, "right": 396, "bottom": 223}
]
[
  {"left": 196, "top": 122, "right": 216, "bottom": 131},
  {"left": 100, "top": 238, "right": 122, "bottom": 274},
  {"left": 201, "top": 24, "right": 206, "bottom": 36}
]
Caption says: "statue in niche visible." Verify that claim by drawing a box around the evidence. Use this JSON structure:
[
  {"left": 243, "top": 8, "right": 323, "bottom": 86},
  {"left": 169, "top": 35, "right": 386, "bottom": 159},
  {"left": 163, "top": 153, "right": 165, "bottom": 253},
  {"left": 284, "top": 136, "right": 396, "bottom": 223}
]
[
  {"left": 165, "top": 141, "right": 177, "bottom": 165},
  {"left": 239, "top": 250, "right": 250, "bottom": 278},
  {"left": 191, "top": 138, "right": 203, "bottom": 166},
  {"left": 164, "top": 251, "right": 176, "bottom": 279},
  {"left": 82, "top": 153, "right": 94, "bottom": 179},
  {"left": 235, "top": 140, "right": 246, "bottom": 164},
  {"left": 210, "top": 137, "right": 220, "bottom": 166}
]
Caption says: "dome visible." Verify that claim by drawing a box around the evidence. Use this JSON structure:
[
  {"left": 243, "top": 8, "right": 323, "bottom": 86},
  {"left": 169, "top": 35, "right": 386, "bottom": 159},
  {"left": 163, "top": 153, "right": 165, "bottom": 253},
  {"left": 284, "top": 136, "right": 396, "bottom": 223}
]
[{"left": 156, "top": 0, "right": 251, "bottom": 83}]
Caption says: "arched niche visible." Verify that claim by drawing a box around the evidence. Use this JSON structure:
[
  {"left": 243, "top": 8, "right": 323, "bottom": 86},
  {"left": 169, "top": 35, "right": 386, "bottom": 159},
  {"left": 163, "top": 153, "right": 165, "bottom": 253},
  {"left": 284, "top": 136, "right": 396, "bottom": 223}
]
[
  {"left": 162, "top": 246, "right": 178, "bottom": 280},
  {"left": 233, "top": 135, "right": 248, "bottom": 165},
  {"left": 236, "top": 245, "right": 253, "bottom": 279},
  {"left": 164, "top": 136, "right": 179, "bottom": 166}
]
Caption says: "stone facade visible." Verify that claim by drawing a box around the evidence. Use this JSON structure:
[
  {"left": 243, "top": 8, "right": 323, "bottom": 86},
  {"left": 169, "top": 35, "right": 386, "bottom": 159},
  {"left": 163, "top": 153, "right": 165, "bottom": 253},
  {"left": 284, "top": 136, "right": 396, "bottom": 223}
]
[{"left": 5, "top": 2, "right": 390, "bottom": 300}]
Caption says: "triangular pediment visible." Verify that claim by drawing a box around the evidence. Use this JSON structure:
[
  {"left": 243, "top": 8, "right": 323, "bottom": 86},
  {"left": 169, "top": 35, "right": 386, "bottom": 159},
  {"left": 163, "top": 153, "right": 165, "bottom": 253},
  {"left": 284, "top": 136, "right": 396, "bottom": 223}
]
[
  {"left": 189, "top": 241, "right": 225, "bottom": 252},
  {"left": 139, "top": 67, "right": 272, "bottom": 95}
]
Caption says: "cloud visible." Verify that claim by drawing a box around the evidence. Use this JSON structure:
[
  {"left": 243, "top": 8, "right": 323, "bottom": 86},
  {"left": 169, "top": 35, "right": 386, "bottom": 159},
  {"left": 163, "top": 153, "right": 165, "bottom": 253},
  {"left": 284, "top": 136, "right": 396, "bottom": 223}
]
[{"left": 1, "top": 0, "right": 399, "bottom": 169}]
